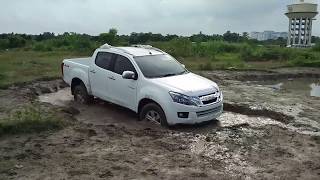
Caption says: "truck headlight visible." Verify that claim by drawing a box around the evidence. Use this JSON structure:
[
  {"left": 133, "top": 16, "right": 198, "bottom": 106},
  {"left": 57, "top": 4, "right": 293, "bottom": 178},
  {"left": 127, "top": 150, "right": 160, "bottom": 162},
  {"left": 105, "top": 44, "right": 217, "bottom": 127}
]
[{"left": 169, "top": 92, "right": 201, "bottom": 106}]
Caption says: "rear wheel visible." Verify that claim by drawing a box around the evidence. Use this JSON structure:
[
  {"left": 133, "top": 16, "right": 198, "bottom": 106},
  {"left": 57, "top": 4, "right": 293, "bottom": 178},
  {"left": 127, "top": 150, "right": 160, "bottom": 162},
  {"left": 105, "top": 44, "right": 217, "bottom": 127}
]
[
  {"left": 140, "top": 103, "right": 168, "bottom": 127},
  {"left": 73, "top": 83, "right": 93, "bottom": 104}
]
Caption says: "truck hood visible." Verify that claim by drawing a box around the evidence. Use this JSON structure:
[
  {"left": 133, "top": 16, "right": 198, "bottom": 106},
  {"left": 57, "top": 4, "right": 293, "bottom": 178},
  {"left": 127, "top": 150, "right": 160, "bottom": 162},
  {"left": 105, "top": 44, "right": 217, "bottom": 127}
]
[{"left": 150, "top": 72, "right": 219, "bottom": 96}]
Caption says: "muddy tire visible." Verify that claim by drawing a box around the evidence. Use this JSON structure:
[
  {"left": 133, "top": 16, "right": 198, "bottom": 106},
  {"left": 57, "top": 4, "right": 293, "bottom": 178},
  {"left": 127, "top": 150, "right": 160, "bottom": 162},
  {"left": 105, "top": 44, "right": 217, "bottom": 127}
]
[
  {"left": 140, "top": 103, "right": 168, "bottom": 127},
  {"left": 73, "top": 83, "right": 93, "bottom": 104}
]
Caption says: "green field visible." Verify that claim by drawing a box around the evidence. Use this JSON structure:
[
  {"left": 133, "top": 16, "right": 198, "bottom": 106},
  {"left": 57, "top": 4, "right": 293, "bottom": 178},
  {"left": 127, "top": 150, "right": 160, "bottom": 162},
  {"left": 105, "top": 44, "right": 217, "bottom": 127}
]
[
  {"left": 0, "top": 39, "right": 319, "bottom": 88},
  {"left": 0, "top": 50, "right": 88, "bottom": 88}
]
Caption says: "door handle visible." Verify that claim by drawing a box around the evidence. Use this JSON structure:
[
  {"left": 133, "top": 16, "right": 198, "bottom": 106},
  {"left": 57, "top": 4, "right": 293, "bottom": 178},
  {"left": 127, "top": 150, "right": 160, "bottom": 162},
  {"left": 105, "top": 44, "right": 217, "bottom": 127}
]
[
  {"left": 108, "top": 76, "right": 116, "bottom": 80},
  {"left": 90, "top": 70, "right": 96, "bottom": 74}
]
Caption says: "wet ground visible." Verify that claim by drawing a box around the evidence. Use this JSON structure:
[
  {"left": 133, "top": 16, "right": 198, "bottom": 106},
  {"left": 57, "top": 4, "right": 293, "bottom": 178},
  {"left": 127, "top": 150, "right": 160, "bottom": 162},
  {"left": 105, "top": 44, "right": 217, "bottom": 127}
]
[
  {"left": 1, "top": 68, "right": 320, "bottom": 179},
  {"left": 254, "top": 78, "right": 320, "bottom": 98}
]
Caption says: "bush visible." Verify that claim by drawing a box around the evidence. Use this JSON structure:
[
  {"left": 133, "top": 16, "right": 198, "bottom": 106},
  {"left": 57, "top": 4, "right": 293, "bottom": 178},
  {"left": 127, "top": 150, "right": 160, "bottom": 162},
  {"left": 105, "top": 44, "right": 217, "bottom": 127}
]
[
  {"left": 205, "top": 41, "right": 241, "bottom": 54},
  {"left": 33, "top": 42, "right": 53, "bottom": 51},
  {"left": 7, "top": 35, "right": 26, "bottom": 48},
  {"left": 260, "top": 48, "right": 281, "bottom": 60},
  {"left": 246, "top": 47, "right": 297, "bottom": 61},
  {"left": 152, "top": 38, "right": 192, "bottom": 57},
  {"left": 239, "top": 44, "right": 255, "bottom": 61},
  {"left": 0, "top": 39, "right": 9, "bottom": 50},
  {"left": 192, "top": 42, "right": 207, "bottom": 57},
  {"left": 312, "top": 43, "right": 320, "bottom": 51},
  {"left": 289, "top": 51, "right": 320, "bottom": 67},
  {"left": 289, "top": 59, "right": 320, "bottom": 67},
  {"left": 0, "top": 103, "right": 65, "bottom": 135}
]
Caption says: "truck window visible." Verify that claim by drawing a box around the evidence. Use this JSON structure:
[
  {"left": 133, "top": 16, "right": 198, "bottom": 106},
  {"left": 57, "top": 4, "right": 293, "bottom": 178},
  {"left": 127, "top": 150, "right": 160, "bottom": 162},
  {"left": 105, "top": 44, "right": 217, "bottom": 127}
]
[
  {"left": 95, "top": 52, "right": 114, "bottom": 70},
  {"left": 113, "top": 55, "right": 136, "bottom": 75}
]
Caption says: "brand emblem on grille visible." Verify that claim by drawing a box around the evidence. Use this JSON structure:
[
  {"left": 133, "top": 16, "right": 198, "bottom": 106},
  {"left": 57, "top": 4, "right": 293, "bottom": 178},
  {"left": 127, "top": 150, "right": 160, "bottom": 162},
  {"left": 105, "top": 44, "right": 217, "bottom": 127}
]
[{"left": 200, "top": 92, "right": 219, "bottom": 102}]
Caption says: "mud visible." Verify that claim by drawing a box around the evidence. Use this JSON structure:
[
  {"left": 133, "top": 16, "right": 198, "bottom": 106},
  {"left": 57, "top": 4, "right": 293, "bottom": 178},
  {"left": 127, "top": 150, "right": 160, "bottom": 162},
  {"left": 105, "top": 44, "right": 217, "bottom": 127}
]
[
  {"left": 254, "top": 78, "right": 320, "bottom": 98},
  {"left": 1, "top": 68, "right": 320, "bottom": 179}
]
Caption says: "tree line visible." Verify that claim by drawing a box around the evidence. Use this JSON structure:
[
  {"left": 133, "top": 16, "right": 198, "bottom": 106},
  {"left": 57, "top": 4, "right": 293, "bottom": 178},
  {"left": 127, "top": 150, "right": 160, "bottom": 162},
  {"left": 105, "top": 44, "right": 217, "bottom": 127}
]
[{"left": 0, "top": 28, "right": 303, "bottom": 52}]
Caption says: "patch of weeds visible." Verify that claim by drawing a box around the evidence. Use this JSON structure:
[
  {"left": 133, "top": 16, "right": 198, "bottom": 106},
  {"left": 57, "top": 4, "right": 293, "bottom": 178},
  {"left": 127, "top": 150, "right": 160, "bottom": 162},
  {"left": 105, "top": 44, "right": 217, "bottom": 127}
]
[
  {"left": 0, "top": 73, "right": 6, "bottom": 81},
  {"left": 198, "top": 62, "right": 213, "bottom": 70},
  {"left": 289, "top": 57, "right": 320, "bottom": 67},
  {"left": 0, "top": 160, "right": 15, "bottom": 176},
  {"left": 0, "top": 103, "right": 65, "bottom": 136}
]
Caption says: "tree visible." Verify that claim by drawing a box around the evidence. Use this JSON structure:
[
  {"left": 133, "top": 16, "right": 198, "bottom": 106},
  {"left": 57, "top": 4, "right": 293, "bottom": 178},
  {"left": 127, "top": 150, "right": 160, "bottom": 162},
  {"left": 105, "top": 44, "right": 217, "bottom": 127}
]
[
  {"left": 223, "top": 31, "right": 241, "bottom": 42},
  {"left": 36, "top": 32, "right": 55, "bottom": 41},
  {"left": 242, "top": 32, "right": 249, "bottom": 40},
  {"left": 99, "top": 28, "right": 119, "bottom": 45},
  {"left": 7, "top": 34, "right": 26, "bottom": 48},
  {"left": 190, "top": 31, "right": 207, "bottom": 42},
  {"left": 109, "top": 28, "right": 118, "bottom": 37}
]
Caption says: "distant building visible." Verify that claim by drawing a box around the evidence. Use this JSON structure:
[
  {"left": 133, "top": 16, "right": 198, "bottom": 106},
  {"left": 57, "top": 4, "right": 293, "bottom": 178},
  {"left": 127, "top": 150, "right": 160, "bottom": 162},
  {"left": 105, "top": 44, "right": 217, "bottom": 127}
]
[
  {"left": 285, "top": 0, "right": 318, "bottom": 48},
  {"left": 250, "top": 31, "right": 288, "bottom": 41}
]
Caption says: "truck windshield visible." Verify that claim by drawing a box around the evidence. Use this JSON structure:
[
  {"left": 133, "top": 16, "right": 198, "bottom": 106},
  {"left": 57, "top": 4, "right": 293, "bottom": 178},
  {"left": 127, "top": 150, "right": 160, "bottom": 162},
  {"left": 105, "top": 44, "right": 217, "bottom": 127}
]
[{"left": 134, "top": 54, "right": 188, "bottom": 78}]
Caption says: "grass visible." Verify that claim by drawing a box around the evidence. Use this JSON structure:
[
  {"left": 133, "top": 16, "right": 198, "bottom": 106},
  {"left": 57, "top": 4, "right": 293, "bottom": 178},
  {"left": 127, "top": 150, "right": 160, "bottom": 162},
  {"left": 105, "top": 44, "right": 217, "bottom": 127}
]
[
  {"left": 0, "top": 41, "right": 319, "bottom": 88},
  {"left": 154, "top": 40, "right": 320, "bottom": 71},
  {"left": 0, "top": 103, "right": 65, "bottom": 136},
  {"left": 0, "top": 50, "right": 89, "bottom": 88},
  {"left": 178, "top": 53, "right": 286, "bottom": 71}
]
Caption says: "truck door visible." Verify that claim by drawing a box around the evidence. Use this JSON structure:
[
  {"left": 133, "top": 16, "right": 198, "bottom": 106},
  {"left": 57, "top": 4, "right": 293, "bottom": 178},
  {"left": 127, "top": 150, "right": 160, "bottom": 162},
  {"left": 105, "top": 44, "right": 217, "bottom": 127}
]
[
  {"left": 107, "top": 54, "right": 138, "bottom": 111},
  {"left": 89, "top": 52, "right": 115, "bottom": 101}
]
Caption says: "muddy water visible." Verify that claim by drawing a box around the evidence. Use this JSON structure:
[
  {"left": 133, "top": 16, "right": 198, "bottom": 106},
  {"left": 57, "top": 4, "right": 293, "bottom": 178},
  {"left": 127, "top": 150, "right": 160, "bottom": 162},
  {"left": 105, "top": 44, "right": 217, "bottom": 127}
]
[
  {"left": 38, "top": 88, "right": 73, "bottom": 106},
  {"left": 38, "top": 88, "right": 159, "bottom": 129},
  {"left": 255, "top": 78, "right": 320, "bottom": 97},
  {"left": 39, "top": 88, "right": 320, "bottom": 136}
]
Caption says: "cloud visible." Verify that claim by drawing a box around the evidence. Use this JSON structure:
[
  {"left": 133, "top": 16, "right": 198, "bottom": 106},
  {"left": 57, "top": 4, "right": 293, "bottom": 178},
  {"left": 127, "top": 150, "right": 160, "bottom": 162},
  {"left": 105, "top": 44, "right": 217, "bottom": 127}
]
[{"left": 0, "top": 0, "right": 319, "bottom": 36}]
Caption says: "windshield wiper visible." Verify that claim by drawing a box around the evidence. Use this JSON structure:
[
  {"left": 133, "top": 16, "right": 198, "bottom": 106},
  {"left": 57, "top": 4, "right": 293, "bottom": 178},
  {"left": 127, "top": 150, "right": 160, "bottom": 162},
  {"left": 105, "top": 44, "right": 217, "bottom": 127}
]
[
  {"left": 177, "top": 70, "right": 188, "bottom": 75},
  {"left": 160, "top": 71, "right": 188, "bottom": 78},
  {"left": 161, "top": 73, "right": 177, "bottom": 77},
  {"left": 149, "top": 72, "right": 187, "bottom": 78}
]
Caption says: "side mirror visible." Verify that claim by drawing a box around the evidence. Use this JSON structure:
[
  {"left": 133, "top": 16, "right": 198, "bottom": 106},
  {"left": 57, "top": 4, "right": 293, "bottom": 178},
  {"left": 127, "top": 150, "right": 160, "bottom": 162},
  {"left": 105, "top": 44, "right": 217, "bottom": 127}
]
[
  {"left": 122, "top": 71, "right": 136, "bottom": 80},
  {"left": 181, "top": 64, "right": 186, "bottom": 68}
]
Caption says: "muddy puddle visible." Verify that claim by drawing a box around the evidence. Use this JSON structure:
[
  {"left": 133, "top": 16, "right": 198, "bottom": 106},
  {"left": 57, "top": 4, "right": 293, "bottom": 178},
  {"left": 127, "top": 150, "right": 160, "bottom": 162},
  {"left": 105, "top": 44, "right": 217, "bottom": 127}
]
[
  {"left": 38, "top": 88, "right": 320, "bottom": 136},
  {"left": 38, "top": 88, "right": 73, "bottom": 106},
  {"left": 254, "top": 78, "right": 320, "bottom": 97}
]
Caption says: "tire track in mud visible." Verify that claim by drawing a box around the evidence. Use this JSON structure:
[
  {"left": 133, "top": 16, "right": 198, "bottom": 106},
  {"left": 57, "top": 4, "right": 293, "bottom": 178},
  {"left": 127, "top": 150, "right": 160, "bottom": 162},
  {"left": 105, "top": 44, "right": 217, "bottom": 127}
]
[{"left": 223, "top": 102, "right": 294, "bottom": 124}]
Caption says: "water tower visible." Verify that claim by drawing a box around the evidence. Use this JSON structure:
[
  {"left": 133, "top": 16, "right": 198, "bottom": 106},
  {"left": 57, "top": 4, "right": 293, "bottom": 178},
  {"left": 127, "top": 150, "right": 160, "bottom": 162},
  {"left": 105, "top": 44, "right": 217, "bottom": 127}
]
[{"left": 285, "top": 0, "right": 318, "bottom": 48}]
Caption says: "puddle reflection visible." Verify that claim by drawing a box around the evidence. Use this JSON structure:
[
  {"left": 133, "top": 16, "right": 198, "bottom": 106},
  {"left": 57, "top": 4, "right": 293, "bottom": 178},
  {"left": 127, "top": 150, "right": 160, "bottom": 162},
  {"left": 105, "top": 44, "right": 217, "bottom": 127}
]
[
  {"left": 258, "top": 78, "right": 320, "bottom": 98},
  {"left": 310, "top": 83, "right": 320, "bottom": 97}
]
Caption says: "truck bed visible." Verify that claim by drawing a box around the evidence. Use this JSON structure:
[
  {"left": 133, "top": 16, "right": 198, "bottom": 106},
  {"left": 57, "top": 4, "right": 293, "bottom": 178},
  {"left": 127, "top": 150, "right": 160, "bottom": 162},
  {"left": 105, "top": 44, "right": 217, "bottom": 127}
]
[
  {"left": 62, "top": 57, "right": 92, "bottom": 88},
  {"left": 64, "top": 57, "right": 91, "bottom": 67}
]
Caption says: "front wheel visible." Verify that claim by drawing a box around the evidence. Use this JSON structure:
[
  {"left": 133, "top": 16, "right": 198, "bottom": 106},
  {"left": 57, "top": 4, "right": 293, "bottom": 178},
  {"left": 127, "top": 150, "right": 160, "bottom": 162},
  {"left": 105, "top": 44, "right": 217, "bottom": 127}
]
[
  {"left": 140, "top": 103, "right": 168, "bottom": 127},
  {"left": 73, "top": 83, "right": 93, "bottom": 104}
]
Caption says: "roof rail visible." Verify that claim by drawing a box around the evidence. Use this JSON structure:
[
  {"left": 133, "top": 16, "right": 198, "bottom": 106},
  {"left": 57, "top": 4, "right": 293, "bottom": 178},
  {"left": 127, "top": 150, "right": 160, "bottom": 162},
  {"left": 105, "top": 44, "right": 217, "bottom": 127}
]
[
  {"left": 131, "top": 44, "right": 165, "bottom": 54},
  {"left": 100, "top": 43, "right": 112, "bottom": 49},
  {"left": 131, "top": 44, "right": 153, "bottom": 49},
  {"left": 112, "top": 47, "right": 134, "bottom": 56}
]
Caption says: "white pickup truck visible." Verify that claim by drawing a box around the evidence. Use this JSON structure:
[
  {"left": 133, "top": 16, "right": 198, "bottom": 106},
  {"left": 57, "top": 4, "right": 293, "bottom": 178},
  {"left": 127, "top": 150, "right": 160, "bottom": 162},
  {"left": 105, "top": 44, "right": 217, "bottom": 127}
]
[{"left": 62, "top": 44, "right": 223, "bottom": 126}]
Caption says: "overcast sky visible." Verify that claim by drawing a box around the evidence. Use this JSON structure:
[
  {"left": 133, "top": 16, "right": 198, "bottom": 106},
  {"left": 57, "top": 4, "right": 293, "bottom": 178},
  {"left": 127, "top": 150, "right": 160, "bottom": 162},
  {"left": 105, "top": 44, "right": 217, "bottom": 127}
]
[{"left": 0, "top": 0, "right": 319, "bottom": 36}]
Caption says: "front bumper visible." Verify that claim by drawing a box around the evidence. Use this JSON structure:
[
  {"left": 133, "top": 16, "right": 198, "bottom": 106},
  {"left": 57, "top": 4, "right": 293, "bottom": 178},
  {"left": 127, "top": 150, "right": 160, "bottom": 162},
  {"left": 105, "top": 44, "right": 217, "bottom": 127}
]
[{"left": 164, "top": 100, "right": 224, "bottom": 125}]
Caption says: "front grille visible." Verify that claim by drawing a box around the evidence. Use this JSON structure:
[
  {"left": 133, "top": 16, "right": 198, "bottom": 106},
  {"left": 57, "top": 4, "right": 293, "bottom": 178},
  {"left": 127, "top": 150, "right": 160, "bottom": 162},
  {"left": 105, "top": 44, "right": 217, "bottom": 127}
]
[
  {"left": 199, "top": 92, "right": 220, "bottom": 105},
  {"left": 202, "top": 98, "right": 218, "bottom": 105},
  {"left": 196, "top": 106, "right": 222, "bottom": 117}
]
